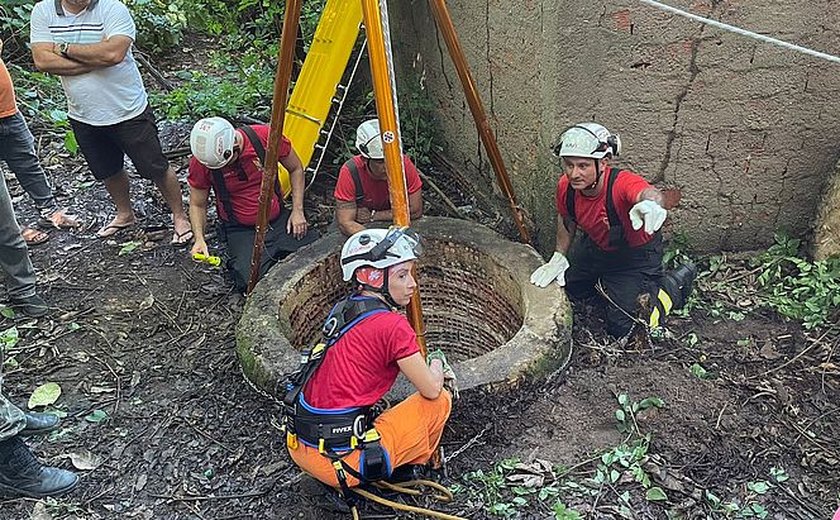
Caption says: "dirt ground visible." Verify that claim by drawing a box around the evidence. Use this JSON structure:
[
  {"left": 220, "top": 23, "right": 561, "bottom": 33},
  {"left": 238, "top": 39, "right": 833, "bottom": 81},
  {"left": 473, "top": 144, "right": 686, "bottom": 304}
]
[{"left": 1, "top": 54, "right": 838, "bottom": 520}]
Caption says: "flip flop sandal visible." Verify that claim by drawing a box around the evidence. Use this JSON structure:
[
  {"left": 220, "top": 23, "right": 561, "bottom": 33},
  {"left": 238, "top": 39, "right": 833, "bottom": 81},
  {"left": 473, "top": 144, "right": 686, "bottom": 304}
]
[
  {"left": 171, "top": 229, "right": 194, "bottom": 247},
  {"left": 21, "top": 227, "right": 50, "bottom": 246},
  {"left": 96, "top": 222, "right": 136, "bottom": 238},
  {"left": 38, "top": 209, "right": 81, "bottom": 230}
]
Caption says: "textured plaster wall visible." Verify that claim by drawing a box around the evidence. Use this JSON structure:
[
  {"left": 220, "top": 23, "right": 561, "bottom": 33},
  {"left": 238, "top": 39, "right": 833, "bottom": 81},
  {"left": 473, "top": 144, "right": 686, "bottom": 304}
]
[{"left": 389, "top": 0, "right": 840, "bottom": 253}]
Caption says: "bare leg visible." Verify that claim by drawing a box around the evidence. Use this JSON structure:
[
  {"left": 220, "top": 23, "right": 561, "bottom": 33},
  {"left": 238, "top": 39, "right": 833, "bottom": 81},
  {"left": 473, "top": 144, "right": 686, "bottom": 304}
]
[
  {"left": 98, "top": 170, "right": 136, "bottom": 237},
  {"left": 153, "top": 166, "right": 192, "bottom": 243}
]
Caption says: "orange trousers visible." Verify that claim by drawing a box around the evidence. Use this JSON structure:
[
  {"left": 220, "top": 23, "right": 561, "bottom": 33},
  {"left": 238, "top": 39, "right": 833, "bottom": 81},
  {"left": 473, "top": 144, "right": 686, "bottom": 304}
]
[{"left": 289, "top": 390, "right": 452, "bottom": 488}]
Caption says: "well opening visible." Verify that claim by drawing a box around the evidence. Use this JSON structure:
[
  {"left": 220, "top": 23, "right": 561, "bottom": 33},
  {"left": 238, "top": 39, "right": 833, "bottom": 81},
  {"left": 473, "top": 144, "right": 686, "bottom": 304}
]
[
  {"left": 281, "top": 240, "right": 524, "bottom": 363},
  {"left": 237, "top": 217, "right": 572, "bottom": 396}
]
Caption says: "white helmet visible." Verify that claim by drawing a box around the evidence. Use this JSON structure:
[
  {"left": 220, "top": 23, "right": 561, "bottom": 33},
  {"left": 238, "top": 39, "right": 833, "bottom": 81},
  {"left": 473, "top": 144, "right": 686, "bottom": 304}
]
[
  {"left": 190, "top": 117, "right": 236, "bottom": 169},
  {"left": 355, "top": 119, "right": 384, "bottom": 160},
  {"left": 553, "top": 122, "right": 621, "bottom": 160},
  {"left": 340, "top": 228, "right": 420, "bottom": 282}
]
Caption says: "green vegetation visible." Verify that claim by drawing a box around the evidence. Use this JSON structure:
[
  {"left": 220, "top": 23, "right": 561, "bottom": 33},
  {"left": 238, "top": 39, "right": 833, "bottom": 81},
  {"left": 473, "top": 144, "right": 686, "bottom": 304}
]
[
  {"left": 457, "top": 391, "right": 796, "bottom": 518},
  {"left": 665, "top": 232, "right": 838, "bottom": 331},
  {"left": 456, "top": 394, "right": 669, "bottom": 518},
  {"left": 123, "top": 0, "right": 327, "bottom": 55},
  {"left": 457, "top": 457, "right": 585, "bottom": 519},
  {"left": 0, "top": 1, "right": 33, "bottom": 61},
  {"left": 754, "top": 233, "right": 840, "bottom": 329},
  {"left": 614, "top": 393, "right": 664, "bottom": 436}
]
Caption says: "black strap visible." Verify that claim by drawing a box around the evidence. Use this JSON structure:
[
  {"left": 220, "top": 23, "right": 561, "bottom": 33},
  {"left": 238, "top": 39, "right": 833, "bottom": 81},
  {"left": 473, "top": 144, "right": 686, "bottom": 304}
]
[
  {"left": 605, "top": 168, "right": 628, "bottom": 249},
  {"left": 323, "top": 296, "right": 390, "bottom": 343},
  {"left": 565, "top": 179, "right": 576, "bottom": 224},
  {"left": 565, "top": 168, "right": 627, "bottom": 248},
  {"left": 241, "top": 125, "right": 284, "bottom": 201},
  {"left": 240, "top": 125, "right": 265, "bottom": 165},
  {"left": 344, "top": 159, "right": 366, "bottom": 204},
  {"left": 210, "top": 168, "right": 241, "bottom": 226}
]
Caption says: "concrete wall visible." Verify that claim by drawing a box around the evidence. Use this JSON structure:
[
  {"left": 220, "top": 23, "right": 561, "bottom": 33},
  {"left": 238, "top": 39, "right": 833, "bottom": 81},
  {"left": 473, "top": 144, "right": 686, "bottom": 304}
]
[{"left": 389, "top": 0, "right": 840, "bottom": 253}]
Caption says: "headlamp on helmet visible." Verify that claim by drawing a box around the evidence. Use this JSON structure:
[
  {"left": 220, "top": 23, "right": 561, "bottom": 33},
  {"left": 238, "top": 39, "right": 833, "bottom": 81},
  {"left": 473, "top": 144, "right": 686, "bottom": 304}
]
[
  {"left": 340, "top": 227, "right": 421, "bottom": 283},
  {"left": 355, "top": 119, "right": 385, "bottom": 160},
  {"left": 552, "top": 122, "right": 621, "bottom": 161}
]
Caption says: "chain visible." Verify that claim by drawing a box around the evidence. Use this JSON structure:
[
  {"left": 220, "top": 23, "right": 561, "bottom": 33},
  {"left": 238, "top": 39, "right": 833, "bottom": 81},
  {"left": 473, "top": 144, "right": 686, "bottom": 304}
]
[
  {"left": 238, "top": 362, "right": 284, "bottom": 406},
  {"left": 444, "top": 426, "right": 488, "bottom": 464}
]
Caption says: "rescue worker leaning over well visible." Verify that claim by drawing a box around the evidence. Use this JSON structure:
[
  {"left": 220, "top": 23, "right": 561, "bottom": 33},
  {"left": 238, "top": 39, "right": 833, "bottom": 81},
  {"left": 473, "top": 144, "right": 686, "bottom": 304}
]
[
  {"left": 282, "top": 227, "right": 454, "bottom": 497},
  {"left": 531, "top": 122, "right": 696, "bottom": 338}
]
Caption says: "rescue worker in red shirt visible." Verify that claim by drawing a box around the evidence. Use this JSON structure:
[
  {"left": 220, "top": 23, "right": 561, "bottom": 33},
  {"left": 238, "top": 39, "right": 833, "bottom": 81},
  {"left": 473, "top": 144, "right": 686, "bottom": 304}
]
[
  {"left": 334, "top": 119, "right": 423, "bottom": 236},
  {"left": 282, "top": 228, "right": 453, "bottom": 511},
  {"left": 188, "top": 117, "right": 318, "bottom": 292},
  {"left": 531, "top": 122, "right": 694, "bottom": 337}
]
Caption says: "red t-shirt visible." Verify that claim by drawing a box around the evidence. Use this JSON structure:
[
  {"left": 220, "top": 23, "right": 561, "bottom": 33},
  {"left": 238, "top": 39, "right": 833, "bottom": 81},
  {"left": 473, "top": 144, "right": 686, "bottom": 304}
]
[
  {"left": 555, "top": 170, "right": 653, "bottom": 251},
  {"left": 333, "top": 155, "right": 422, "bottom": 210},
  {"left": 303, "top": 311, "right": 420, "bottom": 409},
  {"left": 188, "top": 125, "right": 291, "bottom": 226}
]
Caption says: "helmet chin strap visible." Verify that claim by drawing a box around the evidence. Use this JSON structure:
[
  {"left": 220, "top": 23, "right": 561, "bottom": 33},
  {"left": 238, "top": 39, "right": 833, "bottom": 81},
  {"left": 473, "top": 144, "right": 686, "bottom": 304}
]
[
  {"left": 356, "top": 270, "right": 399, "bottom": 308},
  {"left": 585, "top": 159, "right": 601, "bottom": 190}
]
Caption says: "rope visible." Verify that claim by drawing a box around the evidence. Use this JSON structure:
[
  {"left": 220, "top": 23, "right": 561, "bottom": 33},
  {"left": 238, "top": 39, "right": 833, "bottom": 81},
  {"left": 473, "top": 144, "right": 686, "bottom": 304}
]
[
  {"left": 638, "top": 0, "right": 840, "bottom": 65},
  {"left": 351, "top": 484, "right": 467, "bottom": 520},
  {"left": 375, "top": 479, "right": 454, "bottom": 503}
]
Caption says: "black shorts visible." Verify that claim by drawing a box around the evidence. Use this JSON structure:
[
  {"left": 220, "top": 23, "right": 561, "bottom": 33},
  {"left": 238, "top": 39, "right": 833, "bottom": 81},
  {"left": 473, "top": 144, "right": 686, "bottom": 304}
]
[{"left": 69, "top": 104, "right": 169, "bottom": 181}]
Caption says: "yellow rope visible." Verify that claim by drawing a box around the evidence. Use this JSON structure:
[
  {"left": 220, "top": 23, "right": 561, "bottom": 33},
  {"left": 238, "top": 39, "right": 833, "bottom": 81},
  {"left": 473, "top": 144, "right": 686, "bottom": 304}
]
[
  {"left": 375, "top": 479, "right": 454, "bottom": 503},
  {"left": 351, "top": 487, "right": 467, "bottom": 520}
]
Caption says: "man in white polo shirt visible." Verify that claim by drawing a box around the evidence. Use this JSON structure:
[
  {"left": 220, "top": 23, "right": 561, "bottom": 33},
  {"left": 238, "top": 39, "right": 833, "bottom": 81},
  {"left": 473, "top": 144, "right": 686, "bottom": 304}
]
[{"left": 29, "top": 0, "right": 192, "bottom": 244}]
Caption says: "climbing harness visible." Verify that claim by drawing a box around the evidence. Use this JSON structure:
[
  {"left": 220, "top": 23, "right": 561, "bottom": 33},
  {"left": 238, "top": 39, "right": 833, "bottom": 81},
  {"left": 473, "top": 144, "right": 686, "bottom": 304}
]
[
  {"left": 281, "top": 295, "right": 392, "bottom": 507},
  {"left": 278, "top": 293, "right": 465, "bottom": 519}
]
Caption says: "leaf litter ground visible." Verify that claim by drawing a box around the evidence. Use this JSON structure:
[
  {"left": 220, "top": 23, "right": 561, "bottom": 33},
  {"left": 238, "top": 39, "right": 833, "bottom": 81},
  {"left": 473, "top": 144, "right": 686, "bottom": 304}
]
[{"left": 0, "top": 74, "right": 837, "bottom": 520}]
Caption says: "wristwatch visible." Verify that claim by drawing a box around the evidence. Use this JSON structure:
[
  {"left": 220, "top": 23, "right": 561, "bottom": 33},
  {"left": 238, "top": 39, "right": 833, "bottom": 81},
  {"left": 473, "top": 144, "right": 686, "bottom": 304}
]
[{"left": 57, "top": 42, "right": 70, "bottom": 58}]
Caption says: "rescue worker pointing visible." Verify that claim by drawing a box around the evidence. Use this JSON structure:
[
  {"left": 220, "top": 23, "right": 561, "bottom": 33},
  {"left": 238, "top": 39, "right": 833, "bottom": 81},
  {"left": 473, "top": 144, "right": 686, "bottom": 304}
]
[
  {"left": 283, "top": 228, "right": 453, "bottom": 504},
  {"left": 531, "top": 122, "right": 693, "bottom": 337}
]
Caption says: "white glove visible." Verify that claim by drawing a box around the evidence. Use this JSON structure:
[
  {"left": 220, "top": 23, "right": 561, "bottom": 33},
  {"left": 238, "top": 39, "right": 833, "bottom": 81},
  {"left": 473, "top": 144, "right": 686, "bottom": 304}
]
[
  {"left": 629, "top": 200, "right": 667, "bottom": 234},
  {"left": 530, "top": 252, "right": 570, "bottom": 288}
]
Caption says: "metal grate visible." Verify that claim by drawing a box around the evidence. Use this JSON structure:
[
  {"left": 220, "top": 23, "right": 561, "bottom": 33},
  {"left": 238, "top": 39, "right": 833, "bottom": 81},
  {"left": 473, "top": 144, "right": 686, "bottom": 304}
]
[{"left": 279, "top": 239, "right": 524, "bottom": 363}]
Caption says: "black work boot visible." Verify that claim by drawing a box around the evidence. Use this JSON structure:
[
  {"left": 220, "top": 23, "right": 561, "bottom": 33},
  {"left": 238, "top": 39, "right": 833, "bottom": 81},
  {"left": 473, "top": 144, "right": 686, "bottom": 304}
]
[
  {"left": 9, "top": 294, "right": 49, "bottom": 318},
  {"left": 387, "top": 463, "right": 430, "bottom": 483},
  {"left": 0, "top": 437, "right": 78, "bottom": 498},
  {"left": 20, "top": 412, "right": 61, "bottom": 437},
  {"left": 665, "top": 262, "right": 698, "bottom": 310}
]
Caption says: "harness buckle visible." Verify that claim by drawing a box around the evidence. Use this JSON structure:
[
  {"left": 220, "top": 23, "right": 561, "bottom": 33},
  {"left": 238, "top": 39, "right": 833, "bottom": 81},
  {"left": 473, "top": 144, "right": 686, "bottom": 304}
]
[
  {"left": 286, "top": 431, "right": 299, "bottom": 450},
  {"left": 322, "top": 316, "right": 339, "bottom": 339},
  {"left": 363, "top": 429, "right": 381, "bottom": 443}
]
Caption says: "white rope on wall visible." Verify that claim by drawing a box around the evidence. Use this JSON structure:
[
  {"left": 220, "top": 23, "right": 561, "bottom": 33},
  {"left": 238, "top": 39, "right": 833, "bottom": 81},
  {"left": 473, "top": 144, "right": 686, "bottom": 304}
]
[{"left": 638, "top": 0, "right": 840, "bottom": 65}]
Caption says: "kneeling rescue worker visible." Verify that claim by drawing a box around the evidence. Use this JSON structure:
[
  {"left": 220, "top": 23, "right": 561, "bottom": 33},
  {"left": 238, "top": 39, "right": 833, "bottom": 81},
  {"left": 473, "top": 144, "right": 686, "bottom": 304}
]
[
  {"left": 282, "top": 227, "right": 455, "bottom": 516},
  {"left": 531, "top": 122, "right": 696, "bottom": 337}
]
